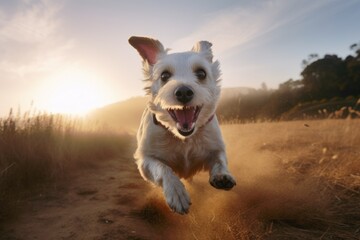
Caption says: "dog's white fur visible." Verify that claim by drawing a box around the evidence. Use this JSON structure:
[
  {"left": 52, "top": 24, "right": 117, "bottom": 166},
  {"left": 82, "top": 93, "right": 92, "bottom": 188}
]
[{"left": 129, "top": 36, "right": 236, "bottom": 214}]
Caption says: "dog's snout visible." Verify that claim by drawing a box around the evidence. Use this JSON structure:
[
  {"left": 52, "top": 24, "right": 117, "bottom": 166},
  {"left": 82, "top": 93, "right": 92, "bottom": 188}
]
[{"left": 174, "top": 86, "right": 194, "bottom": 104}]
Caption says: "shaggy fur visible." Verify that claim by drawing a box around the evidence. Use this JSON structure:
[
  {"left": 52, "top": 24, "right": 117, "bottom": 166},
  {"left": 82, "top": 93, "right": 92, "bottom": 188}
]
[{"left": 129, "top": 36, "right": 236, "bottom": 214}]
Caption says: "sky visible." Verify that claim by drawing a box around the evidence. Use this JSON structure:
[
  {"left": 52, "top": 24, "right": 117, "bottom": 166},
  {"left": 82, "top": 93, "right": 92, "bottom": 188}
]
[{"left": 0, "top": 0, "right": 360, "bottom": 116}]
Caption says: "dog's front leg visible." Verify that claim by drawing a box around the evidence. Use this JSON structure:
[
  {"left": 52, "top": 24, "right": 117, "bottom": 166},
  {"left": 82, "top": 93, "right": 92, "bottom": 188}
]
[
  {"left": 209, "top": 151, "right": 236, "bottom": 190},
  {"left": 137, "top": 157, "right": 191, "bottom": 214}
]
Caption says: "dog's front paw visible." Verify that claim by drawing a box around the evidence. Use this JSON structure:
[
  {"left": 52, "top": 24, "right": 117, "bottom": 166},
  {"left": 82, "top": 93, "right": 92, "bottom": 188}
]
[
  {"left": 163, "top": 178, "right": 191, "bottom": 215},
  {"left": 210, "top": 174, "right": 236, "bottom": 190}
]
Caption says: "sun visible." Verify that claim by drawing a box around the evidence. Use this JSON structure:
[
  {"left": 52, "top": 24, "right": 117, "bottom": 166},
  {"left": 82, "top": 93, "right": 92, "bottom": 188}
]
[{"left": 42, "top": 68, "right": 108, "bottom": 115}]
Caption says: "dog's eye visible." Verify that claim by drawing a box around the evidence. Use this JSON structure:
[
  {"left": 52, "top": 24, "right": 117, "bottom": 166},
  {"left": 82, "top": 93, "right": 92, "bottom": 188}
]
[
  {"left": 195, "top": 68, "right": 206, "bottom": 81},
  {"left": 160, "top": 71, "right": 171, "bottom": 82}
]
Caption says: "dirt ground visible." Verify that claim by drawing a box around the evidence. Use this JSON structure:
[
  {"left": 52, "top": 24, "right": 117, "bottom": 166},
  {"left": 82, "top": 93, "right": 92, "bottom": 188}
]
[
  {"left": 0, "top": 156, "right": 160, "bottom": 240},
  {"left": 1, "top": 120, "right": 359, "bottom": 240}
]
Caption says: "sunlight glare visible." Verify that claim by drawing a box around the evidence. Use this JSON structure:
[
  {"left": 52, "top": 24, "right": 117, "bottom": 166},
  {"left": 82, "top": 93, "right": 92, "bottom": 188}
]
[{"left": 43, "top": 69, "right": 108, "bottom": 115}]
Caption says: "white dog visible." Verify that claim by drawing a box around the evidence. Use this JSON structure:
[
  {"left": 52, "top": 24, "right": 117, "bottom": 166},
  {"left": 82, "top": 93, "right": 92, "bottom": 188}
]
[{"left": 129, "top": 36, "right": 236, "bottom": 214}]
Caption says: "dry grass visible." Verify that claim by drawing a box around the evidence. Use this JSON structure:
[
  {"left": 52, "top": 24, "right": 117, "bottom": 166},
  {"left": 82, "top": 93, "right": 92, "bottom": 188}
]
[
  {"left": 0, "top": 110, "right": 130, "bottom": 221},
  {"left": 135, "top": 119, "right": 360, "bottom": 239},
  {"left": 1, "top": 106, "right": 359, "bottom": 239}
]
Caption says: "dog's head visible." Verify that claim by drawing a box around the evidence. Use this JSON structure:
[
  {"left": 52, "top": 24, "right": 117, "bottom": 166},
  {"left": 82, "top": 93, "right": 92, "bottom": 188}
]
[{"left": 129, "top": 36, "right": 221, "bottom": 139}]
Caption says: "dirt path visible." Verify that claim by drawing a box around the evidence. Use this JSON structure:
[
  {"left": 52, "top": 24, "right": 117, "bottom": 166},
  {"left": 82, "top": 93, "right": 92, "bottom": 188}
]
[{"left": 1, "top": 157, "right": 159, "bottom": 240}]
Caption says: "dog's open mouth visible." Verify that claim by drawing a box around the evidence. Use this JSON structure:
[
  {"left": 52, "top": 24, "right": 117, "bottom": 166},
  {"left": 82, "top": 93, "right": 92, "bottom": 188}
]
[{"left": 168, "top": 106, "right": 201, "bottom": 136}]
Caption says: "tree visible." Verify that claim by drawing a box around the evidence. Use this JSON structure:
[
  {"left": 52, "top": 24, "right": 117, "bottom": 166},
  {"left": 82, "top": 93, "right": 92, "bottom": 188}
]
[
  {"left": 279, "top": 79, "right": 303, "bottom": 91},
  {"left": 301, "top": 54, "right": 347, "bottom": 100},
  {"left": 301, "top": 53, "right": 319, "bottom": 68},
  {"left": 345, "top": 43, "right": 360, "bottom": 96}
]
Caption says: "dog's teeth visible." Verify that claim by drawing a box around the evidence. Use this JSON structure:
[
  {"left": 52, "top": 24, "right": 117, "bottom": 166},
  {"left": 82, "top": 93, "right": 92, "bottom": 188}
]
[
  {"left": 176, "top": 122, "right": 182, "bottom": 130},
  {"left": 176, "top": 122, "right": 196, "bottom": 133}
]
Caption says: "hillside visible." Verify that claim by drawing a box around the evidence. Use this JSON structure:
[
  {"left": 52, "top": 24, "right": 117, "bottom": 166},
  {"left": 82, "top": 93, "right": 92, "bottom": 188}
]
[
  {"left": 89, "top": 87, "right": 253, "bottom": 131},
  {"left": 89, "top": 96, "right": 149, "bottom": 132},
  {"left": 220, "top": 86, "right": 254, "bottom": 99}
]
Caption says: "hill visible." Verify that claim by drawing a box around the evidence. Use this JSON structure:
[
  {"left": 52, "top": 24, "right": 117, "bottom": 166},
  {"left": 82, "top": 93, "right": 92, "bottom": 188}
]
[
  {"left": 89, "top": 96, "right": 149, "bottom": 132},
  {"left": 220, "top": 87, "right": 254, "bottom": 99},
  {"left": 89, "top": 87, "right": 253, "bottom": 131}
]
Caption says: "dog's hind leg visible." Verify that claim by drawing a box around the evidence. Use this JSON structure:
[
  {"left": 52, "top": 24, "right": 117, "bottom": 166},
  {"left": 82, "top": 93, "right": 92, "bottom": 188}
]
[
  {"left": 137, "top": 157, "right": 191, "bottom": 214},
  {"left": 208, "top": 151, "right": 236, "bottom": 190}
]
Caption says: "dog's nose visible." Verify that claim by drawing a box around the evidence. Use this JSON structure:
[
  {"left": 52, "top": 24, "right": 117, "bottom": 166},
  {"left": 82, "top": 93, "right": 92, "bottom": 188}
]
[{"left": 174, "top": 86, "right": 194, "bottom": 104}]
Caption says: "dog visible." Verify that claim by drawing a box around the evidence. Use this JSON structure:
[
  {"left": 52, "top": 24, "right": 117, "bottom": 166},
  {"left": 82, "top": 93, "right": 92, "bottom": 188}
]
[{"left": 129, "top": 36, "right": 236, "bottom": 214}]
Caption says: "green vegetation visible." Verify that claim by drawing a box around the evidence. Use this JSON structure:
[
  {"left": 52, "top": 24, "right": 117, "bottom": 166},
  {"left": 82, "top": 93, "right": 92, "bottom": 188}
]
[
  {"left": 0, "top": 109, "right": 130, "bottom": 220},
  {"left": 217, "top": 42, "right": 360, "bottom": 123}
]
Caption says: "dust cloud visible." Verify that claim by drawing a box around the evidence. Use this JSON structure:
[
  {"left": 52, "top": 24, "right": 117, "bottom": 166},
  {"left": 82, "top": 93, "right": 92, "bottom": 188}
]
[{"left": 134, "top": 122, "right": 333, "bottom": 239}]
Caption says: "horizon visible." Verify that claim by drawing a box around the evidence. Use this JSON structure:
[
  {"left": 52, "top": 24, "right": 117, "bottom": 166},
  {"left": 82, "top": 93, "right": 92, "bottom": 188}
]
[
  {"left": 0, "top": 86, "right": 253, "bottom": 118},
  {"left": 1, "top": 0, "right": 360, "bottom": 116}
]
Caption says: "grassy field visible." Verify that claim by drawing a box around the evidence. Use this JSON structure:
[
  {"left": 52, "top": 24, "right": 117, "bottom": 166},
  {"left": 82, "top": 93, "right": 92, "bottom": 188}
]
[
  {"left": 0, "top": 110, "right": 130, "bottom": 221},
  {"left": 1, "top": 113, "right": 359, "bottom": 239},
  {"left": 135, "top": 119, "right": 360, "bottom": 239},
  {"left": 221, "top": 119, "right": 360, "bottom": 239}
]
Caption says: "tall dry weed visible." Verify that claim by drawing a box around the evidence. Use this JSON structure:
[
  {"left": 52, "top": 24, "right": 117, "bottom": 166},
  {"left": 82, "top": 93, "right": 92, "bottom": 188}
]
[{"left": 0, "top": 109, "right": 130, "bottom": 220}]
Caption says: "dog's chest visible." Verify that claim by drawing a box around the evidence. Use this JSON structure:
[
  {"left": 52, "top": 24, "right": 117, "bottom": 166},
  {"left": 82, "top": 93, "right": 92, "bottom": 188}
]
[{"left": 155, "top": 132, "right": 217, "bottom": 178}]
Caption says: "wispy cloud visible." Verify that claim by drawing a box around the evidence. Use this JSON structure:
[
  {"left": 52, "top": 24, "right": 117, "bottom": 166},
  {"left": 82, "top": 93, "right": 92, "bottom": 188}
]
[
  {"left": 0, "top": 0, "right": 73, "bottom": 77},
  {"left": 0, "top": 0, "right": 59, "bottom": 43},
  {"left": 173, "top": 0, "right": 333, "bottom": 55}
]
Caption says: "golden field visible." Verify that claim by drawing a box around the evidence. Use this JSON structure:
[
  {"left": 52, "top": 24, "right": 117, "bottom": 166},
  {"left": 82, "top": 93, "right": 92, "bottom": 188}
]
[
  {"left": 132, "top": 119, "right": 359, "bottom": 239},
  {"left": 1, "top": 118, "right": 359, "bottom": 239},
  {"left": 0, "top": 111, "right": 131, "bottom": 221}
]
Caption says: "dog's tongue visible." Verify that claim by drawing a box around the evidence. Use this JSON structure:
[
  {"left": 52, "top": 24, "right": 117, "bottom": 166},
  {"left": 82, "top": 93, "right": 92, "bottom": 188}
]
[{"left": 174, "top": 108, "right": 196, "bottom": 129}]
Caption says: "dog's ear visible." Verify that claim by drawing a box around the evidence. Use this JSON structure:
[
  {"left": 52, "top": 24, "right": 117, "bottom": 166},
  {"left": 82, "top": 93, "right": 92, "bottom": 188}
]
[
  {"left": 129, "top": 36, "right": 165, "bottom": 65},
  {"left": 191, "top": 41, "right": 213, "bottom": 62}
]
